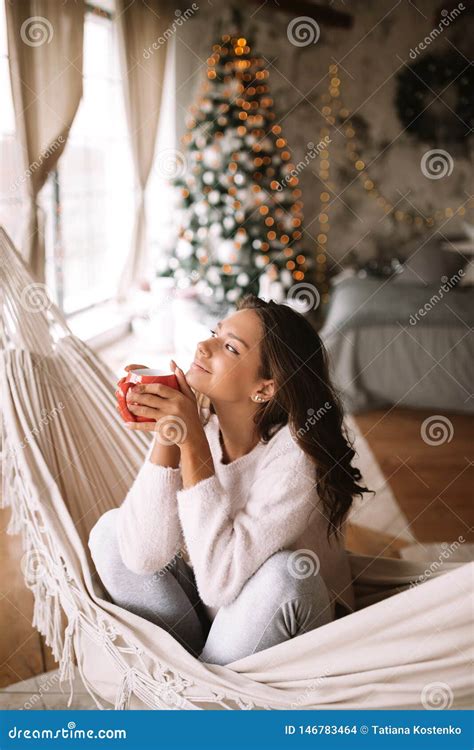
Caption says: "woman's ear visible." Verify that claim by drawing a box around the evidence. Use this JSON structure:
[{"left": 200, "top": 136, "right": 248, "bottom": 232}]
[{"left": 260, "top": 379, "right": 275, "bottom": 399}]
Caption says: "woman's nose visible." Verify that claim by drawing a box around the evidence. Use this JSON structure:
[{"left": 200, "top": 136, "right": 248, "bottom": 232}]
[{"left": 198, "top": 341, "right": 211, "bottom": 357}]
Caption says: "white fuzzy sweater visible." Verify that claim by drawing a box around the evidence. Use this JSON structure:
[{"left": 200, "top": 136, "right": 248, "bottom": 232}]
[{"left": 116, "top": 414, "right": 355, "bottom": 621}]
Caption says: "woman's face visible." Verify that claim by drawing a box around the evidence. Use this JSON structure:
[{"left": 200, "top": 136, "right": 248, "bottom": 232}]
[{"left": 186, "top": 308, "right": 273, "bottom": 403}]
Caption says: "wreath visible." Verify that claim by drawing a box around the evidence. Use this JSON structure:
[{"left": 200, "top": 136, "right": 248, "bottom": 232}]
[{"left": 395, "top": 51, "right": 473, "bottom": 144}]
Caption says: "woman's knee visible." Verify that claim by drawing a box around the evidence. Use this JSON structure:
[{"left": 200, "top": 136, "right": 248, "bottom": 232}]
[
  {"left": 256, "top": 549, "right": 325, "bottom": 596},
  {"left": 200, "top": 550, "right": 332, "bottom": 665},
  {"left": 88, "top": 508, "right": 123, "bottom": 583}
]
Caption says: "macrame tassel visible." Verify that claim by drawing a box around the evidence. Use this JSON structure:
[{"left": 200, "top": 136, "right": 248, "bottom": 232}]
[
  {"left": 115, "top": 669, "right": 134, "bottom": 710},
  {"left": 1, "top": 455, "right": 25, "bottom": 534},
  {"left": 74, "top": 650, "right": 107, "bottom": 710},
  {"left": 5, "top": 508, "right": 23, "bottom": 535},
  {"left": 42, "top": 591, "right": 64, "bottom": 663},
  {"left": 59, "top": 615, "right": 78, "bottom": 708},
  {"left": 31, "top": 582, "right": 49, "bottom": 638}
]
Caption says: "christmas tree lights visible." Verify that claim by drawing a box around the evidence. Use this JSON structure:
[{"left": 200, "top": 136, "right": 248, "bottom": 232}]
[{"left": 166, "top": 33, "right": 309, "bottom": 313}]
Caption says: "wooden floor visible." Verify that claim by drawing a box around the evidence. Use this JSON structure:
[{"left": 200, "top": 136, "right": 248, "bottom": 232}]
[
  {"left": 354, "top": 408, "right": 473, "bottom": 545},
  {"left": 1, "top": 407, "right": 472, "bottom": 688}
]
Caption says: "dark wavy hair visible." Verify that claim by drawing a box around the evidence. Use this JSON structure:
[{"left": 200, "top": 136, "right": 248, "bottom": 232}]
[{"left": 196, "top": 294, "right": 374, "bottom": 543}]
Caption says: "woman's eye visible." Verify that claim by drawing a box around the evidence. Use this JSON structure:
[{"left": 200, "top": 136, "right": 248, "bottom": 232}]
[{"left": 209, "top": 329, "right": 238, "bottom": 355}]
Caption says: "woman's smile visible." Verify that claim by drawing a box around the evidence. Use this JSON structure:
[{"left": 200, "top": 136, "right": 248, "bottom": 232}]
[{"left": 191, "top": 360, "right": 210, "bottom": 373}]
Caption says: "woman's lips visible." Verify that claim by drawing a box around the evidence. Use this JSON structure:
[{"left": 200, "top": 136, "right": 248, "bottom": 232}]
[{"left": 191, "top": 361, "right": 210, "bottom": 373}]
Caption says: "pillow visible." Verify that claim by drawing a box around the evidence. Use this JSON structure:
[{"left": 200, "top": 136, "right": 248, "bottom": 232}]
[{"left": 393, "top": 237, "right": 466, "bottom": 285}]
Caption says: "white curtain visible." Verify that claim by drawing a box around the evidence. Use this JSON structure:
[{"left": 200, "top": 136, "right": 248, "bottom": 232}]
[
  {"left": 116, "top": 0, "right": 174, "bottom": 298},
  {"left": 5, "top": 0, "right": 85, "bottom": 283},
  {"left": 174, "top": 11, "right": 201, "bottom": 143}
]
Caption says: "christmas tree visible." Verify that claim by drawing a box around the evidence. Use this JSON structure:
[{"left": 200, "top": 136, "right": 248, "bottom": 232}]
[{"left": 163, "top": 32, "right": 310, "bottom": 314}]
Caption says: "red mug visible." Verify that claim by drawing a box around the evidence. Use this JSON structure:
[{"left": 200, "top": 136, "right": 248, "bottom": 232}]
[{"left": 115, "top": 369, "right": 180, "bottom": 423}]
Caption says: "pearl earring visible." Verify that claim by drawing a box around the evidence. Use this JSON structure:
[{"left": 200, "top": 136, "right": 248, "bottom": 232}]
[{"left": 253, "top": 395, "right": 264, "bottom": 402}]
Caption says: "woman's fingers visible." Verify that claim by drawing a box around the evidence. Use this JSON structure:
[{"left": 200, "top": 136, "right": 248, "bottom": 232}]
[
  {"left": 126, "top": 392, "right": 168, "bottom": 410},
  {"left": 127, "top": 404, "right": 159, "bottom": 420},
  {"left": 170, "top": 360, "right": 195, "bottom": 398},
  {"left": 131, "top": 383, "right": 176, "bottom": 398}
]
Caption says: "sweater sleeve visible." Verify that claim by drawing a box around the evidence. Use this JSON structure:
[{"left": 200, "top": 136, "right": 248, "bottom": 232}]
[
  {"left": 116, "top": 440, "right": 184, "bottom": 574},
  {"left": 176, "top": 446, "right": 319, "bottom": 607}
]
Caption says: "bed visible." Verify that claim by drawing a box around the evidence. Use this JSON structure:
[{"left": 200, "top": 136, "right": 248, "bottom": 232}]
[{"left": 319, "top": 275, "right": 474, "bottom": 414}]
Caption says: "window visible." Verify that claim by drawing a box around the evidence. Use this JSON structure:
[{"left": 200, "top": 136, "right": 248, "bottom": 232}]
[
  {"left": 52, "top": 4, "right": 135, "bottom": 314},
  {"left": 0, "top": 0, "right": 25, "bottom": 247},
  {"left": 146, "top": 36, "right": 180, "bottom": 274},
  {"left": 56, "top": 2, "right": 177, "bottom": 315},
  {"left": 1, "top": 0, "right": 177, "bottom": 318}
]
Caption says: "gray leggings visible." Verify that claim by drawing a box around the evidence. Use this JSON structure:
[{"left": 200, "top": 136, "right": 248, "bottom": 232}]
[{"left": 88, "top": 509, "right": 334, "bottom": 666}]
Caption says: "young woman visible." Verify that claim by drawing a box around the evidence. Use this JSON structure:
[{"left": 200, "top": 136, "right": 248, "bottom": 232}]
[{"left": 89, "top": 294, "right": 372, "bottom": 666}]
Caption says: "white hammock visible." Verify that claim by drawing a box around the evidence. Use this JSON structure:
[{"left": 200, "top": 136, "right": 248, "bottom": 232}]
[{"left": 0, "top": 226, "right": 472, "bottom": 710}]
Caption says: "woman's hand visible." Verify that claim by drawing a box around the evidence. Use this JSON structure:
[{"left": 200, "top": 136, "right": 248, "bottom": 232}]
[
  {"left": 115, "top": 364, "right": 149, "bottom": 417},
  {"left": 124, "top": 360, "right": 204, "bottom": 447}
]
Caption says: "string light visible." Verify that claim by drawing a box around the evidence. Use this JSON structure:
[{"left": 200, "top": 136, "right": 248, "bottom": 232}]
[{"left": 314, "top": 62, "right": 473, "bottom": 306}]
